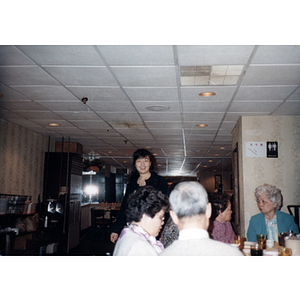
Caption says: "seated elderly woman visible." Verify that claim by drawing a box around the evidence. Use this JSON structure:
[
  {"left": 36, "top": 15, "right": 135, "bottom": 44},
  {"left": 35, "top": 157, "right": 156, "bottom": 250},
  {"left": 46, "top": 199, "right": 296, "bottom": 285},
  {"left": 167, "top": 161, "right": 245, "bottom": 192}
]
[
  {"left": 113, "top": 186, "right": 169, "bottom": 256},
  {"left": 208, "top": 193, "right": 236, "bottom": 244},
  {"left": 247, "top": 183, "right": 299, "bottom": 242}
]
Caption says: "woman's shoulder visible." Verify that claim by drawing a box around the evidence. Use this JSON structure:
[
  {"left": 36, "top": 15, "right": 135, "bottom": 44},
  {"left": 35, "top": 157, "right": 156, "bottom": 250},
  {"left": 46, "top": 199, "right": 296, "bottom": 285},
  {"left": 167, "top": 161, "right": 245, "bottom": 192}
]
[
  {"left": 276, "top": 209, "right": 294, "bottom": 219},
  {"left": 250, "top": 212, "right": 264, "bottom": 221}
]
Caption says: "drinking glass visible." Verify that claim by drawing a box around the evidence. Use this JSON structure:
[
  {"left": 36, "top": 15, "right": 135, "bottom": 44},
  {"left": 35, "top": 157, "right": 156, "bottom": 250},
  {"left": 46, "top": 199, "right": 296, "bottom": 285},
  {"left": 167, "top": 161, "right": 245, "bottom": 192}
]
[
  {"left": 250, "top": 244, "right": 263, "bottom": 256},
  {"left": 278, "top": 247, "right": 292, "bottom": 256},
  {"left": 234, "top": 235, "right": 245, "bottom": 250},
  {"left": 257, "top": 234, "right": 267, "bottom": 249}
]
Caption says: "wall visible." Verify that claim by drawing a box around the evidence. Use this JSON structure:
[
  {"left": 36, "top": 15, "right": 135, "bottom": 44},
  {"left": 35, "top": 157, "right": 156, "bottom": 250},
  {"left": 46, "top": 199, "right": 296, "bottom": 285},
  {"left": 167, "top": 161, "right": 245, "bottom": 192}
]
[
  {"left": 232, "top": 116, "right": 300, "bottom": 236},
  {"left": 198, "top": 170, "right": 232, "bottom": 194},
  {"left": 0, "top": 118, "right": 55, "bottom": 202}
]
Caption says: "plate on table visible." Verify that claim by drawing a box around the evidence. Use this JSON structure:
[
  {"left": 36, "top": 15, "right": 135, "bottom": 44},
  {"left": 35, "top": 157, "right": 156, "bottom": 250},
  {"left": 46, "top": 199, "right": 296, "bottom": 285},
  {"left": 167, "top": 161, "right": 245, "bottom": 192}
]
[{"left": 244, "top": 241, "right": 256, "bottom": 249}]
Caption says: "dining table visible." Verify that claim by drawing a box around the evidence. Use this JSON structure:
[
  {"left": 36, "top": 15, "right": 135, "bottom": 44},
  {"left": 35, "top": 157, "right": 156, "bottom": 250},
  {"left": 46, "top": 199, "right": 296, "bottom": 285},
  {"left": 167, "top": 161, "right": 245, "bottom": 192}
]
[{"left": 242, "top": 241, "right": 280, "bottom": 256}]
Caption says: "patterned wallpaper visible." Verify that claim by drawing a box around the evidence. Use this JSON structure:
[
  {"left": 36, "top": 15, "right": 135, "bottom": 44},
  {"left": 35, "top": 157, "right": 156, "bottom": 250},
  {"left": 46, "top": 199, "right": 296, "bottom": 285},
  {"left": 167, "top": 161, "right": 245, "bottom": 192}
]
[
  {"left": 232, "top": 116, "right": 300, "bottom": 235},
  {"left": 0, "top": 118, "right": 55, "bottom": 202}
]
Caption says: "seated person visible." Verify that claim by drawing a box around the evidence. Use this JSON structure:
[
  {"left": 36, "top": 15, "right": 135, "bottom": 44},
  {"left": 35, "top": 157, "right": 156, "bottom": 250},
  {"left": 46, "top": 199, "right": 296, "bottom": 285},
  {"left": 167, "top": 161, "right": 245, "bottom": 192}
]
[
  {"left": 160, "top": 181, "right": 243, "bottom": 256},
  {"left": 113, "top": 186, "right": 169, "bottom": 256},
  {"left": 160, "top": 216, "right": 179, "bottom": 248},
  {"left": 247, "top": 183, "right": 299, "bottom": 242},
  {"left": 208, "top": 193, "right": 235, "bottom": 244}
]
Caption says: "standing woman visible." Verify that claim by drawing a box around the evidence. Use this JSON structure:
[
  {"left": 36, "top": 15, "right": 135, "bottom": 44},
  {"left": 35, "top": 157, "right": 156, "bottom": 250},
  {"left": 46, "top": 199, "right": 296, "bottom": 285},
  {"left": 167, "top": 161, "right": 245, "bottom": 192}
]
[{"left": 110, "top": 149, "right": 168, "bottom": 243}]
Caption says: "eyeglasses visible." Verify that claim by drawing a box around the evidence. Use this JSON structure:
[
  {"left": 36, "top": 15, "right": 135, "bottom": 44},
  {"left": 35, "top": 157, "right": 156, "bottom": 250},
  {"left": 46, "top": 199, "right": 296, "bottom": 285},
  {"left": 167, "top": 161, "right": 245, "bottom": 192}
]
[{"left": 256, "top": 199, "right": 270, "bottom": 205}]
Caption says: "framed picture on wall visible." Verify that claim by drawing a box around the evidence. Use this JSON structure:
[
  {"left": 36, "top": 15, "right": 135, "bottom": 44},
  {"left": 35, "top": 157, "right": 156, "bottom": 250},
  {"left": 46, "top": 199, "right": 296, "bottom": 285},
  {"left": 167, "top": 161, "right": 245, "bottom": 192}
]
[{"left": 215, "top": 175, "right": 222, "bottom": 190}]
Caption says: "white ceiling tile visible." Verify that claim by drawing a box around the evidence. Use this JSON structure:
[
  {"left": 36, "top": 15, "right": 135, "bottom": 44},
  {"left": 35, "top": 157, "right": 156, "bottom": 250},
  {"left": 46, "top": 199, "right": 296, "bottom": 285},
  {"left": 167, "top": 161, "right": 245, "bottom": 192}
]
[
  {"left": 140, "top": 112, "right": 181, "bottom": 122},
  {"left": 12, "top": 110, "right": 62, "bottom": 120},
  {"left": 67, "top": 86, "right": 128, "bottom": 101},
  {"left": 44, "top": 66, "right": 118, "bottom": 86},
  {"left": 0, "top": 66, "right": 59, "bottom": 85},
  {"left": 148, "top": 128, "right": 182, "bottom": 135},
  {"left": 0, "top": 85, "right": 28, "bottom": 100},
  {"left": 287, "top": 86, "right": 300, "bottom": 101},
  {"left": 35, "top": 100, "right": 89, "bottom": 112},
  {"left": 177, "top": 45, "right": 255, "bottom": 65},
  {"left": 55, "top": 111, "right": 102, "bottom": 120},
  {"left": 68, "top": 120, "right": 111, "bottom": 129},
  {"left": 17, "top": 45, "right": 105, "bottom": 66},
  {"left": 272, "top": 101, "right": 300, "bottom": 115},
  {"left": 243, "top": 65, "right": 300, "bottom": 85},
  {"left": 134, "top": 101, "right": 179, "bottom": 113},
  {"left": 97, "top": 45, "right": 174, "bottom": 66},
  {"left": 98, "top": 112, "right": 142, "bottom": 122},
  {"left": 183, "top": 112, "right": 224, "bottom": 122},
  {"left": 124, "top": 87, "right": 178, "bottom": 100},
  {"left": 111, "top": 66, "right": 177, "bottom": 86},
  {"left": 182, "top": 101, "right": 228, "bottom": 112},
  {"left": 91, "top": 100, "right": 136, "bottom": 112},
  {"left": 0, "top": 46, "right": 35, "bottom": 65},
  {"left": 0, "top": 100, "right": 44, "bottom": 111},
  {"left": 145, "top": 121, "right": 182, "bottom": 129},
  {"left": 224, "top": 112, "right": 267, "bottom": 122},
  {"left": 252, "top": 46, "right": 300, "bottom": 64},
  {"left": 12, "top": 86, "right": 78, "bottom": 100},
  {"left": 229, "top": 101, "right": 282, "bottom": 113},
  {"left": 236, "top": 86, "right": 298, "bottom": 100},
  {"left": 29, "top": 119, "right": 73, "bottom": 127},
  {"left": 180, "top": 86, "right": 236, "bottom": 102}
]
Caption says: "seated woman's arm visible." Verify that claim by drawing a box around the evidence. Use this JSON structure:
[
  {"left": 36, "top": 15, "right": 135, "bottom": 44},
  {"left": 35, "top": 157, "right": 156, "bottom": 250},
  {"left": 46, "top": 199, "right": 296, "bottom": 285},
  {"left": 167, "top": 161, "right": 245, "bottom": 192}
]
[{"left": 246, "top": 218, "right": 257, "bottom": 242}]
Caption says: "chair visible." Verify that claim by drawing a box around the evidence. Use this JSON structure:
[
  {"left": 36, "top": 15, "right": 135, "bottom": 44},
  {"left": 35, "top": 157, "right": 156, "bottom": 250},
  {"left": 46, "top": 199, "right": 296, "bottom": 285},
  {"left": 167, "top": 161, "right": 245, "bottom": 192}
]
[
  {"left": 91, "top": 208, "right": 111, "bottom": 241},
  {"left": 109, "top": 209, "right": 119, "bottom": 227},
  {"left": 287, "top": 205, "right": 300, "bottom": 230}
]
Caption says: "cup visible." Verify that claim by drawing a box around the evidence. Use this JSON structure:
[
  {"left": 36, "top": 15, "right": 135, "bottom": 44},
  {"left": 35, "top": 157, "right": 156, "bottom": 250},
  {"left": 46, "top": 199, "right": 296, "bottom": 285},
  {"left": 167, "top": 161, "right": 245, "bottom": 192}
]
[
  {"left": 278, "top": 247, "right": 292, "bottom": 256},
  {"left": 266, "top": 239, "right": 274, "bottom": 248},
  {"left": 278, "top": 232, "right": 286, "bottom": 246},
  {"left": 257, "top": 234, "right": 267, "bottom": 249},
  {"left": 234, "top": 235, "right": 245, "bottom": 250},
  {"left": 251, "top": 243, "right": 263, "bottom": 256}
]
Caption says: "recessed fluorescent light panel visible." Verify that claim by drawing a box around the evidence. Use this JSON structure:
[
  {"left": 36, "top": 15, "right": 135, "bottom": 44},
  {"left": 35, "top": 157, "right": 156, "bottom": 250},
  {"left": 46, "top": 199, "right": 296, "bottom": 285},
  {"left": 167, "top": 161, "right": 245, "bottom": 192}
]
[{"left": 180, "top": 65, "right": 244, "bottom": 86}]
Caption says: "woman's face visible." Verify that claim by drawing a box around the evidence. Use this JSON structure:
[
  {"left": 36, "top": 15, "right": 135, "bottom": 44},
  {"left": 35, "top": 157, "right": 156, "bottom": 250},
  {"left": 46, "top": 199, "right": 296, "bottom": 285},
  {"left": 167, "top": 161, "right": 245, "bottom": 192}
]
[
  {"left": 218, "top": 201, "right": 232, "bottom": 222},
  {"left": 142, "top": 209, "right": 165, "bottom": 237},
  {"left": 256, "top": 192, "right": 277, "bottom": 215},
  {"left": 135, "top": 156, "right": 151, "bottom": 175}
]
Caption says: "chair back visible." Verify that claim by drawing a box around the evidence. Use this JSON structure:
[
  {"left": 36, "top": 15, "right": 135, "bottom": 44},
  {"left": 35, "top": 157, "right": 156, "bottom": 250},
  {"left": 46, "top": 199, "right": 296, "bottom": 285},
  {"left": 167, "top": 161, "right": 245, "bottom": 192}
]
[{"left": 287, "top": 205, "right": 300, "bottom": 230}]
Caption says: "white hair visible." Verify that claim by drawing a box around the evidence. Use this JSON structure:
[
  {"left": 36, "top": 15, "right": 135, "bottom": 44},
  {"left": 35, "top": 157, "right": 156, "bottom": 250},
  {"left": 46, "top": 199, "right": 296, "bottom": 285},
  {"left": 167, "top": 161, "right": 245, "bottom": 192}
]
[
  {"left": 169, "top": 181, "right": 208, "bottom": 219},
  {"left": 254, "top": 183, "right": 282, "bottom": 210}
]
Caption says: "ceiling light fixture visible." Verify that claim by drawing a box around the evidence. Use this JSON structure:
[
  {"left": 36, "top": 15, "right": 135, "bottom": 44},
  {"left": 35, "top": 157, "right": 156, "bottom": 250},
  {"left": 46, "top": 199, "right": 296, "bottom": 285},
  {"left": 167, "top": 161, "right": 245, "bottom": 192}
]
[
  {"left": 196, "top": 124, "right": 208, "bottom": 127},
  {"left": 145, "top": 105, "right": 170, "bottom": 111},
  {"left": 199, "top": 92, "right": 216, "bottom": 97},
  {"left": 48, "top": 123, "right": 60, "bottom": 127}
]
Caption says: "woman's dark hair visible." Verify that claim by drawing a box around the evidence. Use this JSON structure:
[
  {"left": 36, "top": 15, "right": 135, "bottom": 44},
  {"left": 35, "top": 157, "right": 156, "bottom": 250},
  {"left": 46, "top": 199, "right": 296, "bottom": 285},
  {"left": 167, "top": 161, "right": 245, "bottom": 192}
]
[
  {"left": 208, "top": 193, "right": 230, "bottom": 221},
  {"left": 126, "top": 186, "right": 169, "bottom": 223},
  {"left": 130, "top": 149, "right": 156, "bottom": 180}
]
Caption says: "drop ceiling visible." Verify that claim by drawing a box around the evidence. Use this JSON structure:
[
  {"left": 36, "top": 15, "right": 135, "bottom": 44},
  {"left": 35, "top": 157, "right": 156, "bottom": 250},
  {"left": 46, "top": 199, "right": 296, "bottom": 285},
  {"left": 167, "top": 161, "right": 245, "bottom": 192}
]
[{"left": 1, "top": 45, "right": 300, "bottom": 176}]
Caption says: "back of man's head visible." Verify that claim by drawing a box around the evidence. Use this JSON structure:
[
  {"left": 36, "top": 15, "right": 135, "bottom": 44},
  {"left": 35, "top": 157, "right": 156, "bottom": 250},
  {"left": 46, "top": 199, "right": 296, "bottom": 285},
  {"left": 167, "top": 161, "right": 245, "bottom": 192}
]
[{"left": 169, "top": 181, "right": 208, "bottom": 219}]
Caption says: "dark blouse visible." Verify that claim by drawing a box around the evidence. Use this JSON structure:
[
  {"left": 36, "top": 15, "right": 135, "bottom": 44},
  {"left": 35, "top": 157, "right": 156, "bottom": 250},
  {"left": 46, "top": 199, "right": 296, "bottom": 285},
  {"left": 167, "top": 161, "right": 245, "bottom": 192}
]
[{"left": 112, "top": 172, "right": 168, "bottom": 235}]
